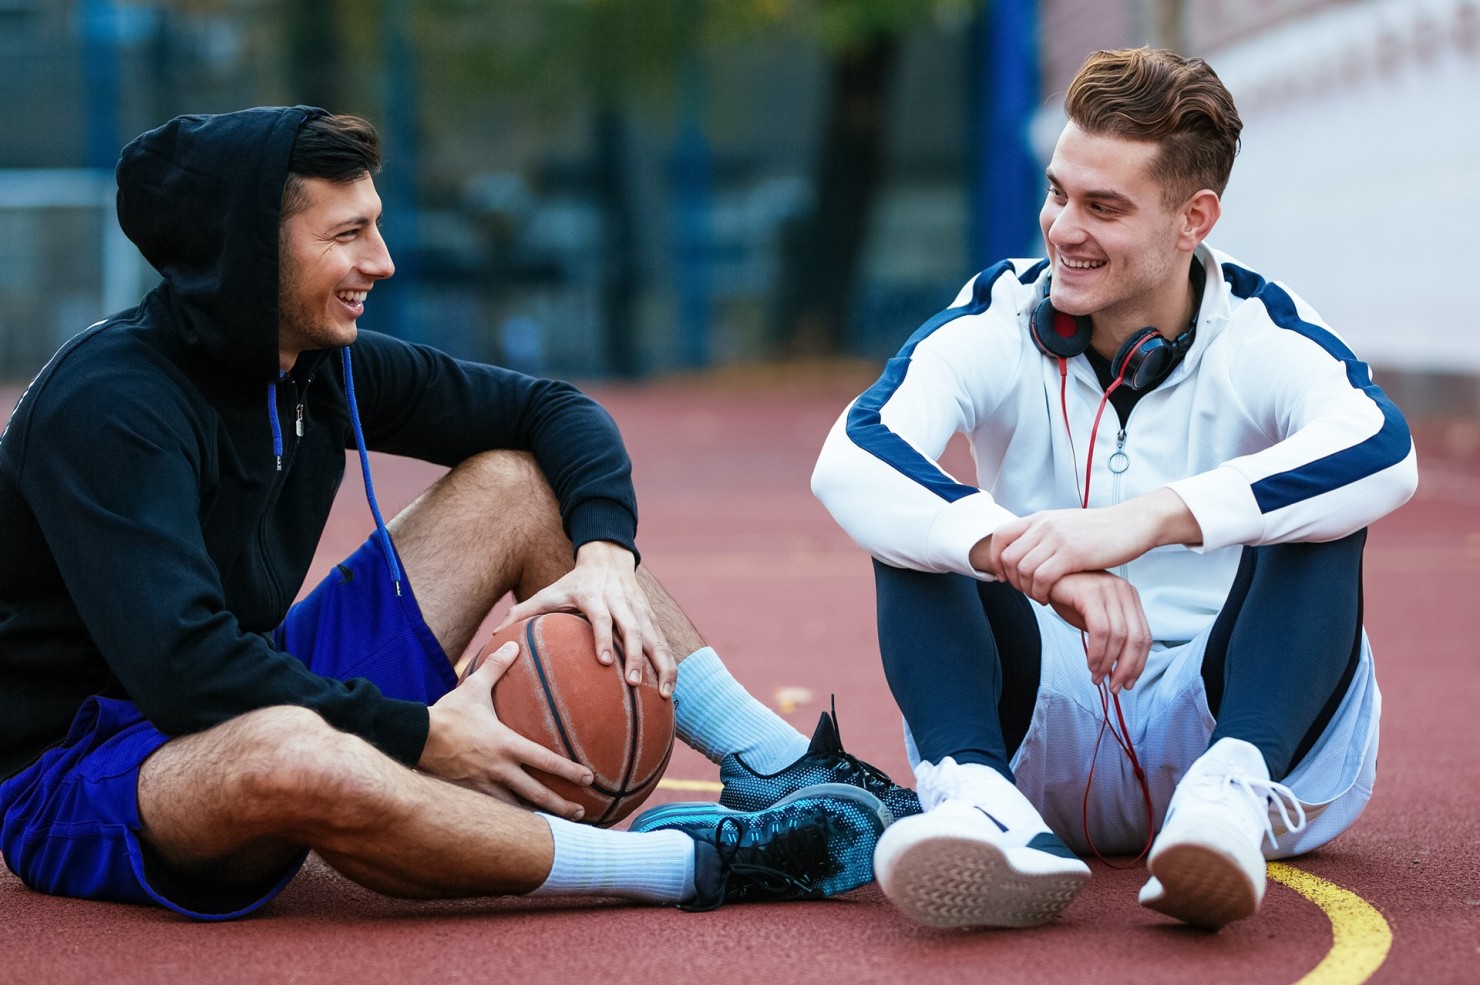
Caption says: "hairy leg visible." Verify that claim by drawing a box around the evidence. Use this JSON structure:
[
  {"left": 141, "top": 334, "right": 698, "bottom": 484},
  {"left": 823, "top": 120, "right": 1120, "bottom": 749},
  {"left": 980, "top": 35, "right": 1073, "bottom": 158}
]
[
  {"left": 387, "top": 449, "right": 706, "bottom": 663},
  {"left": 386, "top": 451, "right": 568, "bottom": 662},
  {"left": 136, "top": 705, "right": 553, "bottom": 898}
]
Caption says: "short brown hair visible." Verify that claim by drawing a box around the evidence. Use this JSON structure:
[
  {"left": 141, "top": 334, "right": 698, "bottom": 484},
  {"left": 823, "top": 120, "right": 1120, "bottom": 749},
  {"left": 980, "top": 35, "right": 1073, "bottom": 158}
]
[
  {"left": 281, "top": 113, "right": 382, "bottom": 221},
  {"left": 1064, "top": 47, "right": 1242, "bottom": 208}
]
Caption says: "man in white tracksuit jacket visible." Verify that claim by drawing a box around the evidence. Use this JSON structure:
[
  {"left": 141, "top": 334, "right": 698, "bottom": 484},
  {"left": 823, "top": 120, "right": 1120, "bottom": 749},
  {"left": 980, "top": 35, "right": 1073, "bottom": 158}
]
[{"left": 812, "top": 47, "right": 1417, "bottom": 932}]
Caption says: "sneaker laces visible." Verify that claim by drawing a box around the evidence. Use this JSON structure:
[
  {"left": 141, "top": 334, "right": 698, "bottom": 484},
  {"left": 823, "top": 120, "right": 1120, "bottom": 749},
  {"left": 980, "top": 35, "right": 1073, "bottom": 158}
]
[
  {"left": 914, "top": 758, "right": 984, "bottom": 812},
  {"left": 816, "top": 701, "right": 899, "bottom": 797},
  {"left": 689, "top": 811, "right": 837, "bottom": 911},
  {"left": 1193, "top": 769, "right": 1308, "bottom": 850},
  {"left": 823, "top": 748, "right": 898, "bottom": 798}
]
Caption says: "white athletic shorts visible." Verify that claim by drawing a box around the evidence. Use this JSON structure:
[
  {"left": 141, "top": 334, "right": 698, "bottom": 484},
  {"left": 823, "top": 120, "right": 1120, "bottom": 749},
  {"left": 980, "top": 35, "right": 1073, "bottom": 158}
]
[{"left": 905, "top": 602, "right": 1381, "bottom": 859}]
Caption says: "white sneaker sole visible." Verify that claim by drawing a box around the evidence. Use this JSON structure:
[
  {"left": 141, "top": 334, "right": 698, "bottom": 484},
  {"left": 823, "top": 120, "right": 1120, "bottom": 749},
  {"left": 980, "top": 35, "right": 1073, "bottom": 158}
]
[
  {"left": 1141, "top": 840, "right": 1263, "bottom": 930},
  {"left": 876, "top": 816, "right": 1090, "bottom": 929}
]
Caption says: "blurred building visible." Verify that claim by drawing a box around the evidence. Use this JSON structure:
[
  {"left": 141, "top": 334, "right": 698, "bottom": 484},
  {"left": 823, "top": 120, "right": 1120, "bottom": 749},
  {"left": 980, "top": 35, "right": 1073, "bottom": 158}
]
[{"left": 1, "top": 0, "right": 1476, "bottom": 409}]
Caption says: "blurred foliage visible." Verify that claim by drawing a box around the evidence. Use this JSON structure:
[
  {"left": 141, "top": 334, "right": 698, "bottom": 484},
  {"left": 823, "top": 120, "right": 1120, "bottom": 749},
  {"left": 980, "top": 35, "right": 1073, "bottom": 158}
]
[
  {"left": 411, "top": 0, "right": 982, "bottom": 111},
  {"left": 711, "top": 0, "right": 979, "bottom": 50}
]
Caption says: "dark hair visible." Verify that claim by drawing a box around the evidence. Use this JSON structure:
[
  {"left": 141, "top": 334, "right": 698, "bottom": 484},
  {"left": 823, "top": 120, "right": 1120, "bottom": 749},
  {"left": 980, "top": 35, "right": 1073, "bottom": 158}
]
[
  {"left": 281, "top": 113, "right": 382, "bottom": 220},
  {"left": 1064, "top": 47, "right": 1242, "bottom": 207}
]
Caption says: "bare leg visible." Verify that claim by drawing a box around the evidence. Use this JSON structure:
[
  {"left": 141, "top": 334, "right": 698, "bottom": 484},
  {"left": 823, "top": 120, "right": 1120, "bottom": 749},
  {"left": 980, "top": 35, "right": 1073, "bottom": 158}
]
[
  {"left": 387, "top": 450, "right": 707, "bottom": 663},
  {"left": 381, "top": 450, "right": 798, "bottom": 773},
  {"left": 137, "top": 705, "right": 553, "bottom": 898},
  {"left": 386, "top": 451, "right": 570, "bottom": 662}
]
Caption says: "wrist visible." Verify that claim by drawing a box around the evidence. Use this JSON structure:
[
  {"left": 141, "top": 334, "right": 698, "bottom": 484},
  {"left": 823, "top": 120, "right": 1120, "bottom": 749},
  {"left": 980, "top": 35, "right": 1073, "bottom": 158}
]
[
  {"left": 576, "top": 540, "right": 636, "bottom": 568},
  {"left": 1142, "top": 488, "right": 1202, "bottom": 548}
]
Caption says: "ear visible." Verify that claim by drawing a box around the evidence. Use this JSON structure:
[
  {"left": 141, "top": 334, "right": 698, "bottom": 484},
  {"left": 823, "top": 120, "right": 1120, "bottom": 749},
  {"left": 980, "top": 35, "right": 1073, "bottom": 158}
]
[{"left": 1176, "top": 189, "right": 1221, "bottom": 252}]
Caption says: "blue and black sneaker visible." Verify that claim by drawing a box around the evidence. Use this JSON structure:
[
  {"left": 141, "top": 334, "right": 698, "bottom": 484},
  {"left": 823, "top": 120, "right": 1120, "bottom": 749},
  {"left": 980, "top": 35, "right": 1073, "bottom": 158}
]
[
  {"left": 628, "top": 783, "right": 890, "bottom": 910},
  {"left": 719, "top": 708, "right": 922, "bottom": 821}
]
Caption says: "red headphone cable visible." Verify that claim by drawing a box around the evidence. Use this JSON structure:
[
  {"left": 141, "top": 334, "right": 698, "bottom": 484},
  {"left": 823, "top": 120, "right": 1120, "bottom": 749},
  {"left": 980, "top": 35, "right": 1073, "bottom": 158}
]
[{"left": 1058, "top": 357, "right": 1156, "bottom": 866}]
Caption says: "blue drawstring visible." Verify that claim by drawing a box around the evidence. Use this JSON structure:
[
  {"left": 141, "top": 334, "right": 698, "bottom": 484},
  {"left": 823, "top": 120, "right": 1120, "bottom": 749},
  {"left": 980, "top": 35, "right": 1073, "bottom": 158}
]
[
  {"left": 268, "top": 377, "right": 284, "bottom": 471},
  {"left": 341, "top": 346, "right": 403, "bottom": 595}
]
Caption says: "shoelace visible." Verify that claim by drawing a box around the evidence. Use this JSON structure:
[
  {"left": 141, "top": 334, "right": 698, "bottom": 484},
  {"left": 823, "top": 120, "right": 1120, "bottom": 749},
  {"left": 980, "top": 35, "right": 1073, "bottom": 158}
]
[
  {"left": 914, "top": 759, "right": 976, "bottom": 812},
  {"left": 1197, "top": 770, "right": 1308, "bottom": 850},
  {"left": 827, "top": 749, "right": 897, "bottom": 797},
  {"left": 820, "top": 700, "right": 900, "bottom": 797},
  {"left": 704, "top": 812, "right": 835, "bottom": 908}
]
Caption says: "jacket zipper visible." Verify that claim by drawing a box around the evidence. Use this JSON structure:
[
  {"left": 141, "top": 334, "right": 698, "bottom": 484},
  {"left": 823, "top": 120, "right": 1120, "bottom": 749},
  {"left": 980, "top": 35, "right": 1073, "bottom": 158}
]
[
  {"left": 1109, "top": 426, "right": 1130, "bottom": 580},
  {"left": 260, "top": 379, "right": 310, "bottom": 614}
]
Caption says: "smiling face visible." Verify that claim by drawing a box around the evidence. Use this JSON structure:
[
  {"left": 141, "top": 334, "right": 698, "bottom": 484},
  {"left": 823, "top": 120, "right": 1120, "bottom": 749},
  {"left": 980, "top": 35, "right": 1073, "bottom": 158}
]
[
  {"left": 277, "top": 174, "right": 394, "bottom": 372},
  {"left": 1039, "top": 122, "right": 1217, "bottom": 354}
]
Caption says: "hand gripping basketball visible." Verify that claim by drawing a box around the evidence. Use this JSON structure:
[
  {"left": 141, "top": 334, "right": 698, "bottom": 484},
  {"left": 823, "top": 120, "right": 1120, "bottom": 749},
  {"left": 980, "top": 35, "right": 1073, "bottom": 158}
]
[{"left": 461, "top": 613, "right": 675, "bottom": 826}]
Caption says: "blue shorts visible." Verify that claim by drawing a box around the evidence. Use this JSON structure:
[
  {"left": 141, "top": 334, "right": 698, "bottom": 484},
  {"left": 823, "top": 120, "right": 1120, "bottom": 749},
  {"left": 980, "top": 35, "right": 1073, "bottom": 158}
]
[{"left": 0, "top": 533, "right": 456, "bottom": 920}]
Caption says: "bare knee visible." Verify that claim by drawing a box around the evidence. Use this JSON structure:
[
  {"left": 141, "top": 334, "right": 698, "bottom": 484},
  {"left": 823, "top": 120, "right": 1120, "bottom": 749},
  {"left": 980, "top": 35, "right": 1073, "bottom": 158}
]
[
  {"left": 390, "top": 450, "right": 564, "bottom": 556},
  {"left": 453, "top": 451, "right": 554, "bottom": 512},
  {"left": 210, "top": 707, "right": 394, "bottom": 830}
]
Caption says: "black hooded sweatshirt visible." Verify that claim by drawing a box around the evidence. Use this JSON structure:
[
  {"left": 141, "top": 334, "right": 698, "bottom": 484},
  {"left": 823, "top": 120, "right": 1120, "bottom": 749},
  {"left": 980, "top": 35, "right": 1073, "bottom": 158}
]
[{"left": 0, "top": 106, "right": 639, "bottom": 779}]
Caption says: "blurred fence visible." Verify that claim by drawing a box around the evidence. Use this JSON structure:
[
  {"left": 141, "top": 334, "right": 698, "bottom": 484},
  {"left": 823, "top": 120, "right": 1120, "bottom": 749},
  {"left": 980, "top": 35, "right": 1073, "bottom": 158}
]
[
  {"left": 0, "top": 169, "right": 150, "bottom": 376},
  {"left": 3, "top": 0, "right": 1477, "bottom": 398}
]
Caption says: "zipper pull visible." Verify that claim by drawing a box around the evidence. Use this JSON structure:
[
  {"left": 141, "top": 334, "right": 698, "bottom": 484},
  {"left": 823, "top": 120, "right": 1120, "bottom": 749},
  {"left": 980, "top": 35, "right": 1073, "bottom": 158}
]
[
  {"left": 295, "top": 404, "right": 305, "bottom": 437},
  {"left": 1108, "top": 429, "right": 1129, "bottom": 474}
]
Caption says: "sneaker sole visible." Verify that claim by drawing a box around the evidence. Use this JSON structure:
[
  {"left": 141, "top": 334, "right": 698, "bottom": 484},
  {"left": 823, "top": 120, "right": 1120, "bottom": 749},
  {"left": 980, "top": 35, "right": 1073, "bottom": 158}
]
[
  {"left": 876, "top": 819, "right": 1090, "bottom": 929},
  {"left": 629, "top": 783, "right": 893, "bottom": 898},
  {"left": 629, "top": 782, "right": 895, "bottom": 832},
  {"left": 1142, "top": 841, "right": 1261, "bottom": 930}
]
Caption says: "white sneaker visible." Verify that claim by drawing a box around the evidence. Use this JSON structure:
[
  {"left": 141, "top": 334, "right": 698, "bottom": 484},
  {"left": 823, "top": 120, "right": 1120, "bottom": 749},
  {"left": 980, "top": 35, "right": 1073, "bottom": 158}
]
[
  {"left": 876, "top": 759, "right": 1090, "bottom": 929},
  {"left": 1139, "top": 737, "right": 1306, "bottom": 930}
]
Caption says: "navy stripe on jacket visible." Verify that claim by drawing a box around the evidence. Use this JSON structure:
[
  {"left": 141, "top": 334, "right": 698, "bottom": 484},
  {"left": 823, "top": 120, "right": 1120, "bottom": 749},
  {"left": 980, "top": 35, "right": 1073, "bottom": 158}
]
[{"left": 1221, "top": 262, "right": 1412, "bottom": 514}]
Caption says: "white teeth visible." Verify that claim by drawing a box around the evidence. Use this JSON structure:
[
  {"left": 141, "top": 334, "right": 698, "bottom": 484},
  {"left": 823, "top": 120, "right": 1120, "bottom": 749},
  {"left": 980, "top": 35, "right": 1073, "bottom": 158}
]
[
  {"left": 337, "top": 291, "right": 367, "bottom": 303},
  {"left": 1060, "top": 257, "right": 1104, "bottom": 270}
]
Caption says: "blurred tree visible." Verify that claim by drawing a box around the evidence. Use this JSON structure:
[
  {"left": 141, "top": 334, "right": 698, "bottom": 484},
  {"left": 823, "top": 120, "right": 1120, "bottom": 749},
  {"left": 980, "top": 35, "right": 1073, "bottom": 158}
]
[
  {"left": 412, "top": 0, "right": 705, "bottom": 376},
  {"left": 732, "top": 0, "right": 982, "bottom": 357},
  {"left": 404, "top": 0, "right": 983, "bottom": 367},
  {"left": 283, "top": 0, "right": 347, "bottom": 111}
]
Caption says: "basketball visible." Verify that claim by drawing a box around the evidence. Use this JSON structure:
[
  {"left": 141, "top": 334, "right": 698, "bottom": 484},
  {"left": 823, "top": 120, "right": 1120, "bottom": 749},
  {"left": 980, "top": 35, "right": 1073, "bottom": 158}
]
[{"left": 461, "top": 612, "right": 675, "bottom": 825}]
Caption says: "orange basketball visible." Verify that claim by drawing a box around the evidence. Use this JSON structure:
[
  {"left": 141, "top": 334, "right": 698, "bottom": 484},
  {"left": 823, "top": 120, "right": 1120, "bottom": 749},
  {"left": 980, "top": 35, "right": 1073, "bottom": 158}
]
[{"left": 462, "top": 612, "right": 674, "bottom": 825}]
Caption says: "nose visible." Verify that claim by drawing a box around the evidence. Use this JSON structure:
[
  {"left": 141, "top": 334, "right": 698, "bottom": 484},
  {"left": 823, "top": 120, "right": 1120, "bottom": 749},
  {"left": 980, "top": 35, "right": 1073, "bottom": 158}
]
[
  {"left": 363, "top": 225, "right": 396, "bottom": 281},
  {"left": 1045, "top": 200, "right": 1085, "bottom": 249}
]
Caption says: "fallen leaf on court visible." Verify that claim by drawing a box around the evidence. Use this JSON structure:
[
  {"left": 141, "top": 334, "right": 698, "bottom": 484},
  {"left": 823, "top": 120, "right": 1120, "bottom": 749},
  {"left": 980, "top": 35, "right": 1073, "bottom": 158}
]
[{"left": 774, "top": 686, "right": 814, "bottom": 714}]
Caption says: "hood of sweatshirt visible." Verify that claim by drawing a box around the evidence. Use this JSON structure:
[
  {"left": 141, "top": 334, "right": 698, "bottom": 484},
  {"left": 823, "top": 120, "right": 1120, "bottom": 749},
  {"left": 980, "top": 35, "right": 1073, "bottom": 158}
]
[{"left": 115, "top": 105, "right": 325, "bottom": 383}]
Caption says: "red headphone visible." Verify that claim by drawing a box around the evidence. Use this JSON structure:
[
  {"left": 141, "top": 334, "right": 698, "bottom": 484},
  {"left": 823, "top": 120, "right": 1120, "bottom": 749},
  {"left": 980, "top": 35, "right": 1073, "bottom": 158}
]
[{"left": 1029, "top": 298, "right": 1195, "bottom": 392}]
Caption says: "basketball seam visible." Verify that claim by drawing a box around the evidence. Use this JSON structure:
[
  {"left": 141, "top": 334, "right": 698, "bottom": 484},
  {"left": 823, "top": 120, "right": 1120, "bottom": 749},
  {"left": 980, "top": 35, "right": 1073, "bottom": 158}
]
[
  {"left": 526, "top": 618, "right": 637, "bottom": 826},
  {"left": 525, "top": 620, "right": 585, "bottom": 773}
]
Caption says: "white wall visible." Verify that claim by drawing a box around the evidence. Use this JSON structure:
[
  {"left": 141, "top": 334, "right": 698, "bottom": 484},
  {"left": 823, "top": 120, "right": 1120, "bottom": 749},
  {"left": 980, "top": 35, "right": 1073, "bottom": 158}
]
[{"left": 1208, "top": 0, "right": 1480, "bottom": 373}]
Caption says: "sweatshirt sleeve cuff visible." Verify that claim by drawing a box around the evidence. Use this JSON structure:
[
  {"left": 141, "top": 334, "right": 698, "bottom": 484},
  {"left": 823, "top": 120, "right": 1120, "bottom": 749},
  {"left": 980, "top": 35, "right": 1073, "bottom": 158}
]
[
  {"left": 924, "top": 492, "right": 1019, "bottom": 579},
  {"left": 374, "top": 699, "right": 431, "bottom": 767},
  {"left": 567, "top": 498, "right": 640, "bottom": 562},
  {"left": 1165, "top": 469, "right": 1263, "bottom": 553}
]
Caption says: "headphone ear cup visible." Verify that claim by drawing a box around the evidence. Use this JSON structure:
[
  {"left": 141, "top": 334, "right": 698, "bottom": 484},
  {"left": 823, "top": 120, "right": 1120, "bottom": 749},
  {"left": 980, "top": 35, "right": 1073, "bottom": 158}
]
[
  {"left": 1030, "top": 298, "right": 1092, "bottom": 359},
  {"left": 1112, "top": 327, "right": 1174, "bottom": 391}
]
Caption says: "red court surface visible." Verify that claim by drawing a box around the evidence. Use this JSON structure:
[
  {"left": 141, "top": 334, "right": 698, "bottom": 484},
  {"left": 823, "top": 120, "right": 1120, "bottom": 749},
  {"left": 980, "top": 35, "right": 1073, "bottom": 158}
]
[{"left": 2, "top": 371, "right": 1477, "bottom": 985}]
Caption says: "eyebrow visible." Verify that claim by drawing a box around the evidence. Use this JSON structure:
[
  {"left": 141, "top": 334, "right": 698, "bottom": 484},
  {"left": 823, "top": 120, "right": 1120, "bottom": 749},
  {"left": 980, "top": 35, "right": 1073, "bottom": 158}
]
[{"left": 1045, "top": 168, "right": 1138, "bottom": 209}]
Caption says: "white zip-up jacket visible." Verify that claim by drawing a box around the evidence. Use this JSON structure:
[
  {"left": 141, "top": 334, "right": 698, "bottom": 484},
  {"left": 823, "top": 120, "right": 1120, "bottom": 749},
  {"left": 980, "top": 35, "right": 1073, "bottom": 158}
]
[{"left": 813, "top": 244, "right": 1418, "bottom": 643}]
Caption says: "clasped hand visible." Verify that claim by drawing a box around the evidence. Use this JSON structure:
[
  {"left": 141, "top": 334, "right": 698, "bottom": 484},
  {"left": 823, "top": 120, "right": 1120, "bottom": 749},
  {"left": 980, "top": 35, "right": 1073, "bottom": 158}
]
[
  {"left": 975, "top": 499, "right": 1183, "bottom": 693},
  {"left": 420, "top": 640, "right": 593, "bottom": 820}
]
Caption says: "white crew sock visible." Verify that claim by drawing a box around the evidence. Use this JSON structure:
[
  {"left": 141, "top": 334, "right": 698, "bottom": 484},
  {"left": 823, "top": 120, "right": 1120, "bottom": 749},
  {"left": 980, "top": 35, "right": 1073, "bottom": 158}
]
[
  {"left": 529, "top": 814, "right": 696, "bottom": 905},
  {"left": 673, "top": 646, "right": 809, "bottom": 771}
]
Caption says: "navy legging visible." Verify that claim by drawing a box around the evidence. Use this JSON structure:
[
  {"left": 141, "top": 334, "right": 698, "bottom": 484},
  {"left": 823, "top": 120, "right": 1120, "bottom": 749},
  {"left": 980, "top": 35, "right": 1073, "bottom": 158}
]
[{"left": 873, "top": 529, "right": 1366, "bottom": 783}]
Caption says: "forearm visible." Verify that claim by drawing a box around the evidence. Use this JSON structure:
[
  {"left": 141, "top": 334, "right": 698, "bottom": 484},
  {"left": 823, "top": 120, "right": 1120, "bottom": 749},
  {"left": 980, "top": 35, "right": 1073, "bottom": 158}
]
[
  {"left": 1123, "top": 486, "right": 1204, "bottom": 552},
  {"left": 970, "top": 486, "right": 1204, "bottom": 586}
]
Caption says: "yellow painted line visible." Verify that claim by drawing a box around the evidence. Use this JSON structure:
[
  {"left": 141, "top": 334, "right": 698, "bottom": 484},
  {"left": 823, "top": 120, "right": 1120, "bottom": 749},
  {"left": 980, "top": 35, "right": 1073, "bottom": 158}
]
[
  {"left": 635, "top": 798, "right": 1392, "bottom": 984},
  {"left": 1267, "top": 862, "right": 1393, "bottom": 985},
  {"left": 656, "top": 778, "right": 723, "bottom": 793}
]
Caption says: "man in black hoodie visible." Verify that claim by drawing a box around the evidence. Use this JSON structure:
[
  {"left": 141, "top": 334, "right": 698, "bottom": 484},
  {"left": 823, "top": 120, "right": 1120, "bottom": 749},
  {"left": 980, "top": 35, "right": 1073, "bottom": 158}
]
[{"left": 0, "top": 107, "right": 914, "bottom": 918}]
